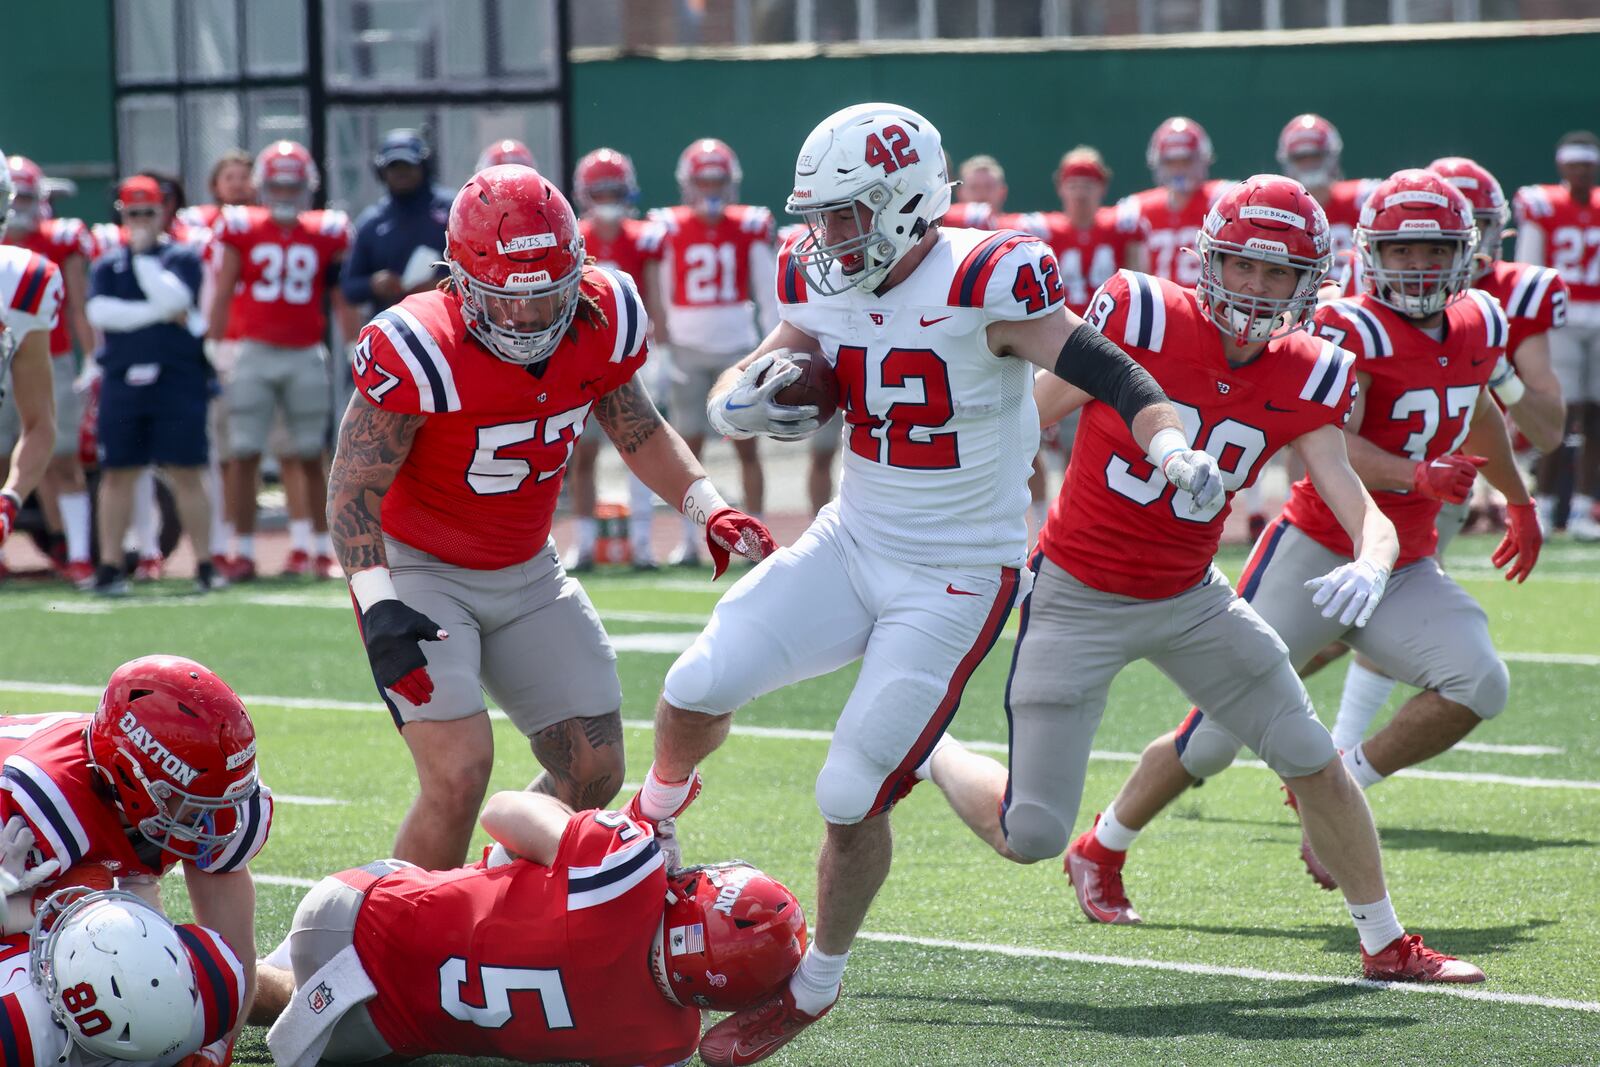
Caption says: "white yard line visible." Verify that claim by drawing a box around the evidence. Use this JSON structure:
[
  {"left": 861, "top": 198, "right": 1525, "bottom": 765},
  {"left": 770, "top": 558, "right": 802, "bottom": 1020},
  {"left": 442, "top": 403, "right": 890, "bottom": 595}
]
[
  {"left": 274, "top": 795, "right": 345, "bottom": 806},
  {"left": 253, "top": 873, "right": 318, "bottom": 889},
  {"left": 4, "top": 682, "right": 1595, "bottom": 789},
  {"left": 854, "top": 932, "right": 1600, "bottom": 1014}
]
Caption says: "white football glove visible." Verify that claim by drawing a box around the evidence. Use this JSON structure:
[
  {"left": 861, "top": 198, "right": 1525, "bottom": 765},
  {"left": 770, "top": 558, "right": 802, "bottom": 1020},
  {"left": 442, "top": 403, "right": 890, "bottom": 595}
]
[
  {"left": 706, "top": 352, "right": 822, "bottom": 442},
  {"left": 1160, "top": 447, "right": 1224, "bottom": 513},
  {"left": 0, "top": 815, "right": 58, "bottom": 897},
  {"left": 1305, "top": 559, "right": 1390, "bottom": 628},
  {"left": 654, "top": 816, "right": 685, "bottom": 872}
]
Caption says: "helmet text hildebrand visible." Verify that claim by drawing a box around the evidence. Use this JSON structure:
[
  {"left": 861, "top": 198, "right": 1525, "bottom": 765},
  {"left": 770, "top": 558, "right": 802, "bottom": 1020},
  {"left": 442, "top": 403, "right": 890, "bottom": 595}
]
[
  {"left": 496, "top": 233, "right": 557, "bottom": 254},
  {"left": 117, "top": 711, "right": 200, "bottom": 787},
  {"left": 1383, "top": 190, "right": 1449, "bottom": 210},
  {"left": 1240, "top": 205, "right": 1307, "bottom": 229}
]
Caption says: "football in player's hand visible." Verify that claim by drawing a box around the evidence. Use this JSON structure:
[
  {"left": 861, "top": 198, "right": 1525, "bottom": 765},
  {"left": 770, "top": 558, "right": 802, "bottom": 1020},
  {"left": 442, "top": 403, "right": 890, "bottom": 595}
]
[{"left": 762, "top": 351, "right": 838, "bottom": 424}]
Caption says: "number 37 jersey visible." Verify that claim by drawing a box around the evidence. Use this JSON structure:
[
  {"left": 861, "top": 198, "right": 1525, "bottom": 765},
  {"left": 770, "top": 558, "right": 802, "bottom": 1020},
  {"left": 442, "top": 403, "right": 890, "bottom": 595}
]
[{"left": 777, "top": 227, "right": 1064, "bottom": 567}]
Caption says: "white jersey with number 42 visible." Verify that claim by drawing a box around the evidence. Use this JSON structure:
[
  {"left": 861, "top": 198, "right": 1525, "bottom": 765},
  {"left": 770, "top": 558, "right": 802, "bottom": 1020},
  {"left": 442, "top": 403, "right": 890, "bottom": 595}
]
[{"left": 775, "top": 226, "right": 1064, "bottom": 567}]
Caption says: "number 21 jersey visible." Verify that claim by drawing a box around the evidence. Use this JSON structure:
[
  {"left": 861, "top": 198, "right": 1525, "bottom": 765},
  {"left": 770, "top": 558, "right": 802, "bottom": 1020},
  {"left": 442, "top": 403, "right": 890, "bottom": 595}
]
[{"left": 776, "top": 227, "right": 1064, "bottom": 567}]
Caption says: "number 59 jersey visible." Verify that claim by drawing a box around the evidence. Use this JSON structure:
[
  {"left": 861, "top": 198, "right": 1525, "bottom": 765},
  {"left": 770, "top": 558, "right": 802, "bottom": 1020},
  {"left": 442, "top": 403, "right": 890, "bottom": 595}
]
[
  {"left": 777, "top": 227, "right": 1064, "bottom": 568},
  {"left": 1040, "top": 271, "right": 1357, "bottom": 600}
]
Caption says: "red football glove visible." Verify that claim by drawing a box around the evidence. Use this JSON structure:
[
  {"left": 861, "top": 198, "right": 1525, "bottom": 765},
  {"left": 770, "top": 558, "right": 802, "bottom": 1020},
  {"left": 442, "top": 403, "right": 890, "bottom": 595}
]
[
  {"left": 1492, "top": 502, "right": 1542, "bottom": 583},
  {"left": 704, "top": 508, "right": 777, "bottom": 580},
  {"left": 1411, "top": 454, "right": 1487, "bottom": 504},
  {"left": 0, "top": 490, "right": 18, "bottom": 546}
]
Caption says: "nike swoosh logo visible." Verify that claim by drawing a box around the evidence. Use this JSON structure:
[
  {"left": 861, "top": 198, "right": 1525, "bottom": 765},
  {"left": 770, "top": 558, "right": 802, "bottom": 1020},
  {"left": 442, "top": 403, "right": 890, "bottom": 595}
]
[
  {"left": 946, "top": 584, "right": 980, "bottom": 596},
  {"left": 1351, "top": 912, "right": 1367, "bottom": 920},
  {"left": 1470, "top": 355, "right": 1491, "bottom": 366},
  {"left": 1264, "top": 401, "right": 1294, "bottom": 413},
  {"left": 580, "top": 377, "right": 605, "bottom": 391},
  {"left": 920, "top": 314, "right": 952, "bottom": 327},
  {"left": 725, "top": 401, "right": 754, "bottom": 410}
]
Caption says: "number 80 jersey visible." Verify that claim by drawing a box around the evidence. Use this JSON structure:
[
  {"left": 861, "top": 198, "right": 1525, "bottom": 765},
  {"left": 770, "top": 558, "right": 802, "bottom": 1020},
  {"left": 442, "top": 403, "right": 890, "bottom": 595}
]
[
  {"left": 1040, "top": 271, "right": 1357, "bottom": 600},
  {"left": 777, "top": 227, "right": 1064, "bottom": 567}
]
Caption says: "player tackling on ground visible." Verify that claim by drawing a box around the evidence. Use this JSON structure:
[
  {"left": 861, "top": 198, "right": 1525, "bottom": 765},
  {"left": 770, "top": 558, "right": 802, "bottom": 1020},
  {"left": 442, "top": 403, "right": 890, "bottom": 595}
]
[{"left": 628, "top": 102, "right": 1224, "bottom": 1065}]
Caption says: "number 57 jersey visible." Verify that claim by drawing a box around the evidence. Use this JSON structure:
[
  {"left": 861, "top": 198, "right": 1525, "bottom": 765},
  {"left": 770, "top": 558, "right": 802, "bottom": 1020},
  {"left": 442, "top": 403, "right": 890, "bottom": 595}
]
[{"left": 777, "top": 227, "right": 1063, "bottom": 567}]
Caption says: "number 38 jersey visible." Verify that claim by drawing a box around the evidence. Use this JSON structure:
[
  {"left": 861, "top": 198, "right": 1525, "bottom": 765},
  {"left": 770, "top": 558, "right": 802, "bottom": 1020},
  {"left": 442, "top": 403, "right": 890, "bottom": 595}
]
[
  {"left": 777, "top": 226, "right": 1065, "bottom": 568},
  {"left": 351, "top": 811, "right": 697, "bottom": 1067},
  {"left": 1285, "top": 290, "right": 1507, "bottom": 567},
  {"left": 213, "top": 205, "right": 352, "bottom": 348},
  {"left": 1040, "top": 271, "right": 1357, "bottom": 600},
  {"left": 351, "top": 265, "right": 648, "bottom": 570}
]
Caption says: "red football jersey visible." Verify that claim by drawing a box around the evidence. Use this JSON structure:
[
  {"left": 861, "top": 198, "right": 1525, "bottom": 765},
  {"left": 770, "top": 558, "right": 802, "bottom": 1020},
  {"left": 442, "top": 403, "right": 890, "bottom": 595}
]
[
  {"left": 353, "top": 810, "right": 697, "bottom": 1067},
  {"left": 1319, "top": 178, "right": 1378, "bottom": 259},
  {"left": 351, "top": 265, "right": 648, "bottom": 569},
  {"left": 1118, "top": 179, "right": 1230, "bottom": 286},
  {"left": 580, "top": 216, "right": 662, "bottom": 293},
  {"left": 1286, "top": 291, "right": 1507, "bottom": 566},
  {"left": 650, "top": 203, "right": 773, "bottom": 308},
  {"left": 1011, "top": 207, "right": 1147, "bottom": 313},
  {"left": 1513, "top": 182, "right": 1600, "bottom": 304},
  {"left": 0, "top": 714, "right": 273, "bottom": 881},
  {"left": 3, "top": 218, "right": 94, "bottom": 357},
  {"left": 1041, "top": 271, "right": 1356, "bottom": 599},
  {"left": 941, "top": 202, "right": 998, "bottom": 229},
  {"left": 215, "top": 205, "right": 351, "bottom": 347},
  {"left": 1475, "top": 259, "right": 1568, "bottom": 363}
]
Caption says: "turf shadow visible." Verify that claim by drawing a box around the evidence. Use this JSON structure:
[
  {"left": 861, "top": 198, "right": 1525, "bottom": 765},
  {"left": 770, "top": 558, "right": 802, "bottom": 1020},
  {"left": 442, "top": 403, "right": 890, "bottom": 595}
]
[
  {"left": 1176, "top": 815, "right": 1596, "bottom": 856},
  {"left": 1133, "top": 918, "right": 1554, "bottom": 957}
]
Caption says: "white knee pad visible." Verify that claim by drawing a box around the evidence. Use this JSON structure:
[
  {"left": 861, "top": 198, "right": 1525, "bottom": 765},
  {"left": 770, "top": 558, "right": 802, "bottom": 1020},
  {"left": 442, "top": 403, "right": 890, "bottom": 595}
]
[
  {"left": 661, "top": 640, "right": 727, "bottom": 715},
  {"left": 1001, "top": 801, "right": 1068, "bottom": 862},
  {"left": 814, "top": 752, "right": 887, "bottom": 826},
  {"left": 1176, "top": 717, "right": 1244, "bottom": 780}
]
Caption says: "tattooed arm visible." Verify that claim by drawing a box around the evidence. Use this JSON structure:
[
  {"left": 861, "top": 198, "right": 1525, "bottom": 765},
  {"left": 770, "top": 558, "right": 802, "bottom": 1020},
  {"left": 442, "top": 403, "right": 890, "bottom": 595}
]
[
  {"left": 327, "top": 391, "right": 424, "bottom": 575},
  {"left": 597, "top": 376, "right": 706, "bottom": 509}
]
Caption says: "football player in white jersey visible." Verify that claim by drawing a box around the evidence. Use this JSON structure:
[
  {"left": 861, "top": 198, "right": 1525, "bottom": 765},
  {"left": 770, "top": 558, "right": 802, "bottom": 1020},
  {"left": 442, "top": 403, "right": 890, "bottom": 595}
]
[
  {"left": 623, "top": 102, "right": 1223, "bottom": 1066},
  {"left": 0, "top": 152, "right": 64, "bottom": 559}
]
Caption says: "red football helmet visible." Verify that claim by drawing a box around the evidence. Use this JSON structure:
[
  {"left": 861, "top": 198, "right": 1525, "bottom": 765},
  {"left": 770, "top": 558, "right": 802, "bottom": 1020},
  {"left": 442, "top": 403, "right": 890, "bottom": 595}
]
[
  {"left": 1276, "top": 114, "right": 1343, "bottom": 189},
  {"left": 446, "top": 164, "right": 585, "bottom": 365},
  {"left": 652, "top": 862, "right": 806, "bottom": 1011},
  {"left": 476, "top": 138, "right": 536, "bottom": 172},
  {"left": 1356, "top": 168, "right": 1478, "bottom": 317},
  {"left": 1146, "top": 117, "right": 1213, "bottom": 195},
  {"left": 574, "top": 147, "right": 640, "bottom": 222},
  {"left": 86, "top": 656, "right": 260, "bottom": 862},
  {"left": 6, "top": 155, "right": 45, "bottom": 230},
  {"left": 253, "top": 140, "right": 318, "bottom": 222},
  {"left": 677, "top": 138, "right": 741, "bottom": 214},
  {"left": 1197, "top": 175, "right": 1332, "bottom": 344},
  {"left": 1429, "top": 156, "right": 1508, "bottom": 277}
]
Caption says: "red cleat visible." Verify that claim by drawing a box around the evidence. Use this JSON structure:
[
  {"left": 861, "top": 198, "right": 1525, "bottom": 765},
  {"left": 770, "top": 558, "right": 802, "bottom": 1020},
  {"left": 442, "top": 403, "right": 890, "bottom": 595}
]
[
  {"left": 1362, "top": 933, "right": 1485, "bottom": 983},
  {"left": 698, "top": 985, "right": 835, "bottom": 1067},
  {"left": 1281, "top": 786, "right": 1338, "bottom": 890},
  {"left": 314, "top": 553, "right": 340, "bottom": 580},
  {"left": 227, "top": 557, "right": 257, "bottom": 583},
  {"left": 133, "top": 556, "right": 164, "bottom": 582},
  {"left": 283, "top": 549, "right": 313, "bottom": 577},
  {"left": 62, "top": 561, "right": 95, "bottom": 589},
  {"left": 1064, "top": 818, "right": 1142, "bottom": 925}
]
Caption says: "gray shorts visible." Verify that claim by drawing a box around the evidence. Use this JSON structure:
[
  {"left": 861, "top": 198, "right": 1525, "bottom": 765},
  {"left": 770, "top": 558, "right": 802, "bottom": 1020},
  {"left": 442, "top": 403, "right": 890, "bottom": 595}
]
[
  {"left": 668, "top": 347, "right": 741, "bottom": 439},
  {"left": 287, "top": 860, "right": 407, "bottom": 1063},
  {"left": 381, "top": 535, "right": 622, "bottom": 734},
  {"left": 0, "top": 355, "right": 81, "bottom": 458},
  {"left": 999, "top": 553, "right": 1331, "bottom": 859},
  {"left": 1549, "top": 319, "right": 1600, "bottom": 403},
  {"left": 1178, "top": 519, "right": 1508, "bottom": 776},
  {"left": 225, "top": 340, "right": 331, "bottom": 458}
]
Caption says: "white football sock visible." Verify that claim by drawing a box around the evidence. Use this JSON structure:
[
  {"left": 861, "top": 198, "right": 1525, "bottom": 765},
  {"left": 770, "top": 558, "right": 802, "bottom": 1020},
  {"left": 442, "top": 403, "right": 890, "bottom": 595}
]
[
  {"left": 1332, "top": 661, "right": 1397, "bottom": 752},
  {"left": 628, "top": 480, "right": 656, "bottom": 562},
  {"left": 1349, "top": 895, "right": 1404, "bottom": 955},
  {"left": 58, "top": 491, "right": 90, "bottom": 563},
  {"left": 1342, "top": 744, "right": 1386, "bottom": 790},
  {"left": 236, "top": 534, "right": 256, "bottom": 562},
  {"left": 205, "top": 464, "right": 228, "bottom": 554},
  {"left": 289, "top": 518, "right": 313, "bottom": 553},
  {"left": 577, "top": 516, "right": 599, "bottom": 555},
  {"left": 913, "top": 734, "right": 954, "bottom": 781},
  {"left": 638, "top": 765, "right": 695, "bottom": 822},
  {"left": 1093, "top": 801, "right": 1141, "bottom": 853},
  {"left": 789, "top": 945, "right": 847, "bottom": 1015},
  {"left": 131, "top": 469, "right": 160, "bottom": 556},
  {"left": 314, "top": 531, "right": 332, "bottom": 556}
]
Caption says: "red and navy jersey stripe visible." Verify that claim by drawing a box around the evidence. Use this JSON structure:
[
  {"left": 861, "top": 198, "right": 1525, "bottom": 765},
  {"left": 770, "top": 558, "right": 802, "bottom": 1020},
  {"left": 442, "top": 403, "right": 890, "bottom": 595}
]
[
  {"left": 177, "top": 924, "right": 244, "bottom": 1043},
  {"left": 777, "top": 240, "right": 808, "bottom": 305},
  {"left": 0, "top": 985, "right": 36, "bottom": 1067},
  {"left": 8, "top": 253, "right": 52, "bottom": 317},
  {"left": 947, "top": 231, "right": 1034, "bottom": 308}
]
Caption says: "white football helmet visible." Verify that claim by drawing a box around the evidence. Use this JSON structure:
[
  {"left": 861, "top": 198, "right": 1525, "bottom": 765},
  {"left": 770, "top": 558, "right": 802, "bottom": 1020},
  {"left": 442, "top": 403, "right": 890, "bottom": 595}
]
[
  {"left": 31, "top": 889, "right": 197, "bottom": 1061},
  {"left": 785, "top": 102, "right": 951, "bottom": 295}
]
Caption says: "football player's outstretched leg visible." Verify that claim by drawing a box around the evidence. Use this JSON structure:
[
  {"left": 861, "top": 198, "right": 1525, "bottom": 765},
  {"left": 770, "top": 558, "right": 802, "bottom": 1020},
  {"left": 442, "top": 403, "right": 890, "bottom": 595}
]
[
  {"left": 638, "top": 102, "right": 1225, "bottom": 1065},
  {"left": 930, "top": 174, "right": 1488, "bottom": 982},
  {"left": 329, "top": 164, "right": 773, "bottom": 871}
]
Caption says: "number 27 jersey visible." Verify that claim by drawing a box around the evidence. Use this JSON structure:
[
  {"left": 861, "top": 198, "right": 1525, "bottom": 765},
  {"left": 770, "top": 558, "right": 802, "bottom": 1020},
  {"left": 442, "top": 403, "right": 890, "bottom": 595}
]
[{"left": 776, "top": 227, "right": 1064, "bottom": 567}]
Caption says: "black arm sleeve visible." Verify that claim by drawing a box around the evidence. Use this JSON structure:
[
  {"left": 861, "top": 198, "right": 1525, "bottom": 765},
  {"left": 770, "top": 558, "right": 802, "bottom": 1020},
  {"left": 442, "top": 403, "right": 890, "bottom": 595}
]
[{"left": 1052, "top": 322, "right": 1168, "bottom": 429}]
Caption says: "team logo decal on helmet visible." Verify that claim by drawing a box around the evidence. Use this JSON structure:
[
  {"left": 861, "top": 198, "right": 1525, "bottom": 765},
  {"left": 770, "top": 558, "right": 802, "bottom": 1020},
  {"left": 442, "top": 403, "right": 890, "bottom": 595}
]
[
  {"left": 1355, "top": 168, "right": 1478, "bottom": 317},
  {"left": 785, "top": 102, "right": 950, "bottom": 295},
  {"left": 1197, "top": 175, "right": 1332, "bottom": 344},
  {"left": 652, "top": 862, "right": 806, "bottom": 1011}
]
